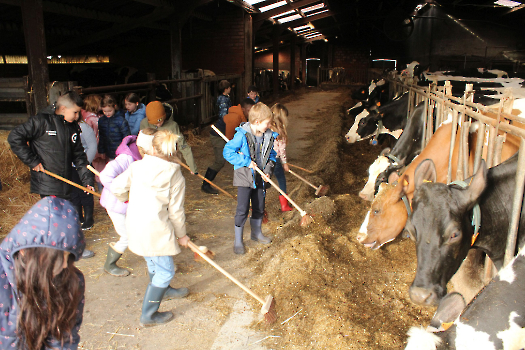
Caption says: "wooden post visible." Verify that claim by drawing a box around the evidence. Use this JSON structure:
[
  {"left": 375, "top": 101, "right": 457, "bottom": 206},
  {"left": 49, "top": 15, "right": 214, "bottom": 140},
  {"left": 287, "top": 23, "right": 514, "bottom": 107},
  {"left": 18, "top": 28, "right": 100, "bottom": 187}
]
[
  {"left": 272, "top": 24, "right": 280, "bottom": 98},
  {"left": 301, "top": 43, "right": 306, "bottom": 86},
  {"left": 290, "top": 35, "right": 296, "bottom": 92},
  {"left": 170, "top": 18, "right": 182, "bottom": 96},
  {"left": 244, "top": 12, "right": 253, "bottom": 96},
  {"left": 21, "top": 0, "right": 49, "bottom": 114},
  {"left": 147, "top": 73, "right": 156, "bottom": 103}
]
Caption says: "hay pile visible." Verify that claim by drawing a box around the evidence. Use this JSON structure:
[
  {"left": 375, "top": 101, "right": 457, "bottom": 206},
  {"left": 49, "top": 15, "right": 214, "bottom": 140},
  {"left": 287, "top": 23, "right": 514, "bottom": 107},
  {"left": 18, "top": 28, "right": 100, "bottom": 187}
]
[
  {"left": 0, "top": 131, "right": 40, "bottom": 237},
  {"left": 242, "top": 94, "right": 434, "bottom": 349}
]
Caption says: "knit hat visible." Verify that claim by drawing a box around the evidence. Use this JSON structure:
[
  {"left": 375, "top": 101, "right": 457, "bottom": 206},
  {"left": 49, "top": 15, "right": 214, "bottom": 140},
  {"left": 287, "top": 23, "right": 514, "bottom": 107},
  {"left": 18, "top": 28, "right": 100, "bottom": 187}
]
[{"left": 146, "top": 101, "right": 166, "bottom": 124}]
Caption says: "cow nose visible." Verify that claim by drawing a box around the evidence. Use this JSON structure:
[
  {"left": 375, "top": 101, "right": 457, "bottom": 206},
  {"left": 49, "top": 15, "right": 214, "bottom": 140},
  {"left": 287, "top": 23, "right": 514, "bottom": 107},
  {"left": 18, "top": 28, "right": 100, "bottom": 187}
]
[
  {"left": 358, "top": 191, "right": 371, "bottom": 201},
  {"left": 356, "top": 232, "right": 367, "bottom": 243},
  {"left": 409, "top": 286, "right": 438, "bottom": 306}
]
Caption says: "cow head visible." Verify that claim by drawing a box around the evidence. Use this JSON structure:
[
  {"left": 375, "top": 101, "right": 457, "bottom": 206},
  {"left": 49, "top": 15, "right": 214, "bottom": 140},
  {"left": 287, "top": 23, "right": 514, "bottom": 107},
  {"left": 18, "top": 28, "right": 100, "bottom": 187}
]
[
  {"left": 345, "top": 109, "right": 369, "bottom": 143},
  {"left": 356, "top": 180, "right": 409, "bottom": 249},
  {"left": 359, "top": 149, "right": 391, "bottom": 201},
  {"left": 356, "top": 110, "right": 382, "bottom": 141},
  {"left": 407, "top": 159, "right": 487, "bottom": 306}
]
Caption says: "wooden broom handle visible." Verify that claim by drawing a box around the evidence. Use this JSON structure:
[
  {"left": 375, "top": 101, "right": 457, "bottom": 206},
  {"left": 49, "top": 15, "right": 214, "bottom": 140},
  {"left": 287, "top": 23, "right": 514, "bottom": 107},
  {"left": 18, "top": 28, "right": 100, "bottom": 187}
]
[
  {"left": 42, "top": 169, "right": 100, "bottom": 197},
  {"left": 187, "top": 241, "right": 265, "bottom": 305},
  {"left": 288, "top": 169, "right": 317, "bottom": 190},
  {"left": 87, "top": 165, "right": 101, "bottom": 177},
  {"left": 211, "top": 125, "right": 307, "bottom": 217},
  {"left": 177, "top": 162, "right": 235, "bottom": 200},
  {"left": 288, "top": 163, "right": 314, "bottom": 173}
]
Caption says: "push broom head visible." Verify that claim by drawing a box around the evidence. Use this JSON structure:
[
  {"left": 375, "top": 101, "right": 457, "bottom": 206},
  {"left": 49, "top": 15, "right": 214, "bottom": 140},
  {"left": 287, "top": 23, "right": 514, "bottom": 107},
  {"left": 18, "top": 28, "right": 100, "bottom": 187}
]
[
  {"left": 261, "top": 295, "right": 277, "bottom": 323},
  {"left": 193, "top": 246, "right": 216, "bottom": 262},
  {"left": 315, "top": 184, "right": 330, "bottom": 197},
  {"left": 300, "top": 213, "right": 315, "bottom": 227}
]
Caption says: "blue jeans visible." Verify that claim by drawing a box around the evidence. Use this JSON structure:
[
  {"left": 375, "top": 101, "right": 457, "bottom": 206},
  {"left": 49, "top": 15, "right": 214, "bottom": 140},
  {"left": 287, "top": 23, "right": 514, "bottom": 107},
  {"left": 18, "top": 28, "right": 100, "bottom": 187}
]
[
  {"left": 273, "top": 158, "right": 287, "bottom": 193},
  {"left": 144, "top": 256, "right": 175, "bottom": 288}
]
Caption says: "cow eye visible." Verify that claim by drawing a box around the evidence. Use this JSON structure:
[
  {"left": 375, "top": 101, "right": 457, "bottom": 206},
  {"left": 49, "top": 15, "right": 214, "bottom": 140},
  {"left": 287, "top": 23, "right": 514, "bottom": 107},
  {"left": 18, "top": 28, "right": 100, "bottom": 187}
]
[
  {"left": 448, "top": 230, "right": 461, "bottom": 243},
  {"left": 373, "top": 209, "right": 381, "bottom": 215}
]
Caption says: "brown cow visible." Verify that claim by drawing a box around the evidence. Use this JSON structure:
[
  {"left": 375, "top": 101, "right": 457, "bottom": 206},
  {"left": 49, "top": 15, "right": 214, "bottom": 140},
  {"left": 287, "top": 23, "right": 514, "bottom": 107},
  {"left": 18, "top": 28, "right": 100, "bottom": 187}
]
[{"left": 356, "top": 118, "right": 520, "bottom": 250}]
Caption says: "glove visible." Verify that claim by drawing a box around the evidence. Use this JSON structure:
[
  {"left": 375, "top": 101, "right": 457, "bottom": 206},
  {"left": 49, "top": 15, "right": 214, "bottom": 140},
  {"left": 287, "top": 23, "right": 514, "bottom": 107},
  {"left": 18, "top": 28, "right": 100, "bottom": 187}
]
[{"left": 263, "top": 160, "right": 275, "bottom": 178}]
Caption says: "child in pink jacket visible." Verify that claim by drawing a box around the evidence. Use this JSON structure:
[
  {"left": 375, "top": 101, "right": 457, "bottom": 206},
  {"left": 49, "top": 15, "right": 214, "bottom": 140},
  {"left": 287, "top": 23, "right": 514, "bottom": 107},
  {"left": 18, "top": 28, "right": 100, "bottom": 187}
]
[{"left": 99, "top": 130, "right": 155, "bottom": 276}]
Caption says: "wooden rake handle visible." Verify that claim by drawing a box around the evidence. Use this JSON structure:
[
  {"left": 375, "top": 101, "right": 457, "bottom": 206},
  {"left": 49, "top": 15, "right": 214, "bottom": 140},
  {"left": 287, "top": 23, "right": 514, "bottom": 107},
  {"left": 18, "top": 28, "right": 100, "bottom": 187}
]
[
  {"left": 288, "top": 169, "right": 318, "bottom": 191},
  {"left": 177, "top": 162, "right": 236, "bottom": 200},
  {"left": 211, "top": 125, "right": 307, "bottom": 217},
  {"left": 87, "top": 165, "right": 100, "bottom": 177},
  {"left": 187, "top": 241, "right": 265, "bottom": 305},
  {"left": 288, "top": 163, "right": 314, "bottom": 173},
  {"left": 42, "top": 169, "right": 100, "bottom": 197}
]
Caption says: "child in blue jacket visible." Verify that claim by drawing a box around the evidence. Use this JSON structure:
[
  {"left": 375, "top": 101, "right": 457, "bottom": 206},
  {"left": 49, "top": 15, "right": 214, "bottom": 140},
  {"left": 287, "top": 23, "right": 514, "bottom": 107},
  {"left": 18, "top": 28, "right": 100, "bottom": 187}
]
[
  {"left": 223, "top": 102, "right": 278, "bottom": 254},
  {"left": 98, "top": 94, "right": 131, "bottom": 160}
]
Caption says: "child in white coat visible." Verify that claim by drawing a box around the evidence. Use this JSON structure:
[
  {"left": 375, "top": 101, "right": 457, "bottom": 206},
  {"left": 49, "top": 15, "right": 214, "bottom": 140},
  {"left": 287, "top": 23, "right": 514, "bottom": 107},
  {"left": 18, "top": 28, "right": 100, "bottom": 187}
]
[{"left": 111, "top": 129, "right": 190, "bottom": 327}]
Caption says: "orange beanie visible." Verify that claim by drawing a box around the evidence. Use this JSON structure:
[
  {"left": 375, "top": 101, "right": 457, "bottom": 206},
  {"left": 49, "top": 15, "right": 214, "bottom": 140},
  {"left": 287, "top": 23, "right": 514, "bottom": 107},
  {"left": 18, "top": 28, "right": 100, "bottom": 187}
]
[{"left": 146, "top": 101, "right": 166, "bottom": 124}]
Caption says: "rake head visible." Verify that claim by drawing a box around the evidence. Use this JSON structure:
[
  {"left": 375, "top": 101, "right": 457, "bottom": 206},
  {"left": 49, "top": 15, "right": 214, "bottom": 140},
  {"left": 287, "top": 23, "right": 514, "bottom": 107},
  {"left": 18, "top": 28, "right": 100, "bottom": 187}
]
[
  {"left": 193, "top": 246, "right": 216, "bottom": 262},
  {"left": 261, "top": 295, "right": 277, "bottom": 323},
  {"left": 315, "top": 185, "right": 330, "bottom": 197}
]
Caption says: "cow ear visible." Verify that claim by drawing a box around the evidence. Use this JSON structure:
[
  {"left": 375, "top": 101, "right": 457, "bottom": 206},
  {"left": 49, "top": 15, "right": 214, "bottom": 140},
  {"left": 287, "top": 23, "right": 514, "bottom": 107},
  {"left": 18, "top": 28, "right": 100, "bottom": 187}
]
[
  {"left": 414, "top": 159, "right": 437, "bottom": 189},
  {"left": 388, "top": 171, "right": 399, "bottom": 184},
  {"left": 380, "top": 147, "right": 391, "bottom": 157},
  {"left": 458, "top": 160, "right": 487, "bottom": 209}
]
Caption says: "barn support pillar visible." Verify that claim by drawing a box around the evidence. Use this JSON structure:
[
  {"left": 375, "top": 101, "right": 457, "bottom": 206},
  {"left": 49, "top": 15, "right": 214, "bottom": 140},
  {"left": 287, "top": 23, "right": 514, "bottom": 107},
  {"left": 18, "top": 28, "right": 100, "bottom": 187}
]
[
  {"left": 301, "top": 43, "right": 306, "bottom": 86},
  {"left": 290, "top": 35, "right": 296, "bottom": 92},
  {"left": 21, "top": 0, "right": 49, "bottom": 114},
  {"left": 272, "top": 24, "right": 280, "bottom": 98},
  {"left": 244, "top": 12, "right": 253, "bottom": 96},
  {"left": 170, "top": 18, "right": 182, "bottom": 96}
]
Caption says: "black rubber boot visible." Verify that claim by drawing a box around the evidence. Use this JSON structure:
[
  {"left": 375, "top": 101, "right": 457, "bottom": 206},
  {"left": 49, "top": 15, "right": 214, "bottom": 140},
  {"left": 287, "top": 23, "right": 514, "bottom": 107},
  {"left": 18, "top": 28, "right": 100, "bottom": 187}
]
[
  {"left": 139, "top": 284, "right": 174, "bottom": 327},
  {"left": 148, "top": 273, "right": 189, "bottom": 301},
  {"left": 250, "top": 218, "right": 271, "bottom": 244},
  {"left": 75, "top": 205, "right": 84, "bottom": 224},
  {"left": 201, "top": 168, "right": 219, "bottom": 195},
  {"left": 81, "top": 205, "right": 94, "bottom": 230},
  {"left": 104, "top": 243, "right": 130, "bottom": 277},
  {"left": 234, "top": 225, "right": 245, "bottom": 254}
]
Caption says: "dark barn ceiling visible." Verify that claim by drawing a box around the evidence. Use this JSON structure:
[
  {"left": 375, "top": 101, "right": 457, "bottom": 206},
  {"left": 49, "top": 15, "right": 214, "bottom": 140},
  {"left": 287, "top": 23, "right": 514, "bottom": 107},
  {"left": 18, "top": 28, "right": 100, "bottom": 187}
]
[{"left": 0, "top": 0, "right": 524, "bottom": 59}]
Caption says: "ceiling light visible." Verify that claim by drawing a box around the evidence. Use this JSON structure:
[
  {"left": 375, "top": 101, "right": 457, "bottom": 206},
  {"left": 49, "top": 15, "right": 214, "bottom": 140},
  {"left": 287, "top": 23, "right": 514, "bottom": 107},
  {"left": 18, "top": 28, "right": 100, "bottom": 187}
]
[
  {"left": 494, "top": 0, "right": 522, "bottom": 7},
  {"left": 278, "top": 14, "right": 302, "bottom": 23},
  {"left": 259, "top": 1, "right": 287, "bottom": 13},
  {"left": 244, "top": 0, "right": 266, "bottom": 4},
  {"left": 306, "top": 9, "right": 328, "bottom": 16}
]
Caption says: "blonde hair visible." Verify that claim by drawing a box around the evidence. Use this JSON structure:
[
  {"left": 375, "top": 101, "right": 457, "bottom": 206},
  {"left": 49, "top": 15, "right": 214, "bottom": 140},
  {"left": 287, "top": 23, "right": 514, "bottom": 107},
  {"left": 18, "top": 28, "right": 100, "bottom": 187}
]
[
  {"left": 83, "top": 94, "right": 102, "bottom": 113},
  {"left": 248, "top": 102, "right": 272, "bottom": 124},
  {"left": 137, "top": 127, "right": 156, "bottom": 158},
  {"left": 271, "top": 103, "right": 288, "bottom": 143},
  {"left": 151, "top": 129, "right": 181, "bottom": 162}
]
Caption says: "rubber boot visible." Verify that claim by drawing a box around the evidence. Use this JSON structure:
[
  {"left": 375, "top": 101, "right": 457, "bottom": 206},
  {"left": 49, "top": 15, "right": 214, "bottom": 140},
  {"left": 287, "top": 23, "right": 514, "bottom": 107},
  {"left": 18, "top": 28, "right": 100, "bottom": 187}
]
[
  {"left": 81, "top": 205, "right": 94, "bottom": 230},
  {"left": 279, "top": 195, "right": 293, "bottom": 212},
  {"left": 234, "top": 226, "right": 245, "bottom": 254},
  {"left": 139, "top": 284, "right": 174, "bottom": 327},
  {"left": 250, "top": 218, "right": 271, "bottom": 244},
  {"left": 148, "top": 273, "right": 189, "bottom": 301},
  {"left": 74, "top": 205, "right": 84, "bottom": 224},
  {"left": 104, "top": 243, "right": 130, "bottom": 277},
  {"left": 201, "top": 168, "right": 219, "bottom": 195}
]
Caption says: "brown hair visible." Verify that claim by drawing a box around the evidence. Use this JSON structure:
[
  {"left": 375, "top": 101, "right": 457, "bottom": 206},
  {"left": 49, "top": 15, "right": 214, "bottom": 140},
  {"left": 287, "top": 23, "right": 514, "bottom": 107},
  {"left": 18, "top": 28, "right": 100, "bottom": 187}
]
[
  {"left": 248, "top": 102, "right": 272, "bottom": 124},
  {"left": 83, "top": 94, "right": 102, "bottom": 113},
  {"left": 124, "top": 93, "right": 140, "bottom": 104},
  {"left": 152, "top": 129, "right": 181, "bottom": 163},
  {"left": 100, "top": 94, "right": 118, "bottom": 109},
  {"left": 15, "top": 248, "right": 83, "bottom": 350},
  {"left": 271, "top": 103, "right": 288, "bottom": 143}
]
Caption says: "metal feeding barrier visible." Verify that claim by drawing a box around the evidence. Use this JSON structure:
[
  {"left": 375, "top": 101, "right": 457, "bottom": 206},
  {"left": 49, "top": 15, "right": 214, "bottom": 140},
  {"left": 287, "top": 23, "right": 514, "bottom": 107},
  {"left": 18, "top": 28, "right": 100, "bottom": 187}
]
[{"left": 388, "top": 74, "right": 525, "bottom": 275}]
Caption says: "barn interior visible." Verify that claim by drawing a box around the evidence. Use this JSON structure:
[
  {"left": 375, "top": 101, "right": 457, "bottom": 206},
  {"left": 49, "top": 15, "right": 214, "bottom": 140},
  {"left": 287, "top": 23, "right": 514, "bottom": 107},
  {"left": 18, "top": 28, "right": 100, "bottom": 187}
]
[{"left": 1, "top": 0, "right": 525, "bottom": 349}]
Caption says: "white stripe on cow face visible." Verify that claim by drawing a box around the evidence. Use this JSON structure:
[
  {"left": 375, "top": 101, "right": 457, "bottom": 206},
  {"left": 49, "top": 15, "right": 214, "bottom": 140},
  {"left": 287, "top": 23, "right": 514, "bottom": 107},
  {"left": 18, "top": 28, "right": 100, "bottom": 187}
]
[
  {"left": 359, "top": 156, "right": 390, "bottom": 201},
  {"left": 454, "top": 322, "right": 496, "bottom": 350},
  {"left": 345, "top": 109, "right": 369, "bottom": 143},
  {"left": 497, "top": 312, "right": 525, "bottom": 349},
  {"left": 358, "top": 211, "right": 370, "bottom": 236},
  {"left": 368, "top": 81, "right": 377, "bottom": 96}
]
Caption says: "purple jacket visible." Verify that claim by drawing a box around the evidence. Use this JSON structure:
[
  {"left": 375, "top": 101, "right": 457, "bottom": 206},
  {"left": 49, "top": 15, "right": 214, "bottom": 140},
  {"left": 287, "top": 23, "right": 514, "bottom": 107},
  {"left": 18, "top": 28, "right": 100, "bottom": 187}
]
[{"left": 99, "top": 135, "right": 141, "bottom": 214}]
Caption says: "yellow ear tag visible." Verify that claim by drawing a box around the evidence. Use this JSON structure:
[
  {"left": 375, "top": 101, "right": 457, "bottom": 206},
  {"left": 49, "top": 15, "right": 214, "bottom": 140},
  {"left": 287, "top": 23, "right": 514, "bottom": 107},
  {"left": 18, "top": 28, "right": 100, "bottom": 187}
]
[
  {"left": 403, "top": 179, "right": 409, "bottom": 186},
  {"left": 471, "top": 231, "right": 479, "bottom": 246},
  {"left": 377, "top": 102, "right": 381, "bottom": 106},
  {"left": 423, "top": 179, "right": 432, "bottom": 183},
  {"left": 441, "top": 322, "right": 454, "bottom": 331}
]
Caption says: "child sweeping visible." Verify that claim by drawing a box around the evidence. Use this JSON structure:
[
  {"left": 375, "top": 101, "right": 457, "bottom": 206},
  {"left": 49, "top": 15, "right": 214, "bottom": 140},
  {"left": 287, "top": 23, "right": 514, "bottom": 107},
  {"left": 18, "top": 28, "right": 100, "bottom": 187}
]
[
  {"left": 111, "top": 129, "right": 190, "bottom": 327},
  {"left": 270, "top": 103, "right": 293, "bottom": 212},
  {"left": 99, "top": 128, "right": 156, "bottom": 277},
  {"left": 223, "top": 102, "right": 278, "bottom": 254}
]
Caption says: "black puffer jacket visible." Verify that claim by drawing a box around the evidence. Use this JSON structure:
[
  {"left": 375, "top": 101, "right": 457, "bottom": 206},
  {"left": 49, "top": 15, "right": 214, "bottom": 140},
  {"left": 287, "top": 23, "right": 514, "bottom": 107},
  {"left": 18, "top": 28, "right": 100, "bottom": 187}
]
[
  {"left": 97, "top": 110, "right": 130, "bottom": 159},
  {"left": 8, "top": 106, "right": 94, "bottom": 198}
]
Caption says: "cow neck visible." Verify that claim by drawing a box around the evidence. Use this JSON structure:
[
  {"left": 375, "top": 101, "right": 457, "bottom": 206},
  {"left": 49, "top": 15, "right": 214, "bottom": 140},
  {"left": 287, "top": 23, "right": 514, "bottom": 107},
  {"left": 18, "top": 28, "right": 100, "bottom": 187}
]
[{"left": 450, "top": 180, "right": 482, "bottom": 245}]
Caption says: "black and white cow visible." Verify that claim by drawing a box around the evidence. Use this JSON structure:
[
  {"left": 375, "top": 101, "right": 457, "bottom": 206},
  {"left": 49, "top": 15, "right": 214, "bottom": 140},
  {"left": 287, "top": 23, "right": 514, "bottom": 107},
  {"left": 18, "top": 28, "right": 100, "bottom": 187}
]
[
  {"left": 405, "top": 247, "right": 525, "bottom": 350},
  {"left": 359, "top": 101, "right": 427, "bottom": 201},
  {"left": 405, "top": 153, "right": 525, "bottom": 306}
]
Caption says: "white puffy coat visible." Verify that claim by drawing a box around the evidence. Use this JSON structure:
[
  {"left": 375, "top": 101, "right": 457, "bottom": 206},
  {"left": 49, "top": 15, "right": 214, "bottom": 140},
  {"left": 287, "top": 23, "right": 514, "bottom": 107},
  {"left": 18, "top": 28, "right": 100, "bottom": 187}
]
[{"left": 111, "top": 154, "right": 186, "bottom": 256}]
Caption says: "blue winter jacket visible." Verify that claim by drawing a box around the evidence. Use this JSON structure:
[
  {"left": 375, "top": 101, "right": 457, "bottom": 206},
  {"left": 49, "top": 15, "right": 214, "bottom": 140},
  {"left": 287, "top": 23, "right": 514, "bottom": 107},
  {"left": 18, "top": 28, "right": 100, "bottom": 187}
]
[
  {"left": 0, "top": 197, "right": 86, "bottom": 350},
  {"left": 223, "top": 123, "right": 277, "bottom": 188},
  {"left": 98, "top": 110, "right": 131, "bottom": 159},
  {"left": 216, "top": 94, "right": 232, "bottom": 120},
  {"left": 125, "top": 103, "right": 146, "bottom": 135}
]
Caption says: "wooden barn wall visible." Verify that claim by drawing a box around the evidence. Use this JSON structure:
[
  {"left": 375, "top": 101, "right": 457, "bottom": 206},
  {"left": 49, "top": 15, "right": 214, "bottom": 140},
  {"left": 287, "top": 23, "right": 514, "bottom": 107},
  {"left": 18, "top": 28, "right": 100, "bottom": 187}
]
[
  {"left": 181, "top": 6, "right": 246, "bottom": 75},
  {"left": 254, "top": 45, "right": 301, "bottom": 76},
  {"left": 332, "top": 46, "right": 370, "bottom": 72}
]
